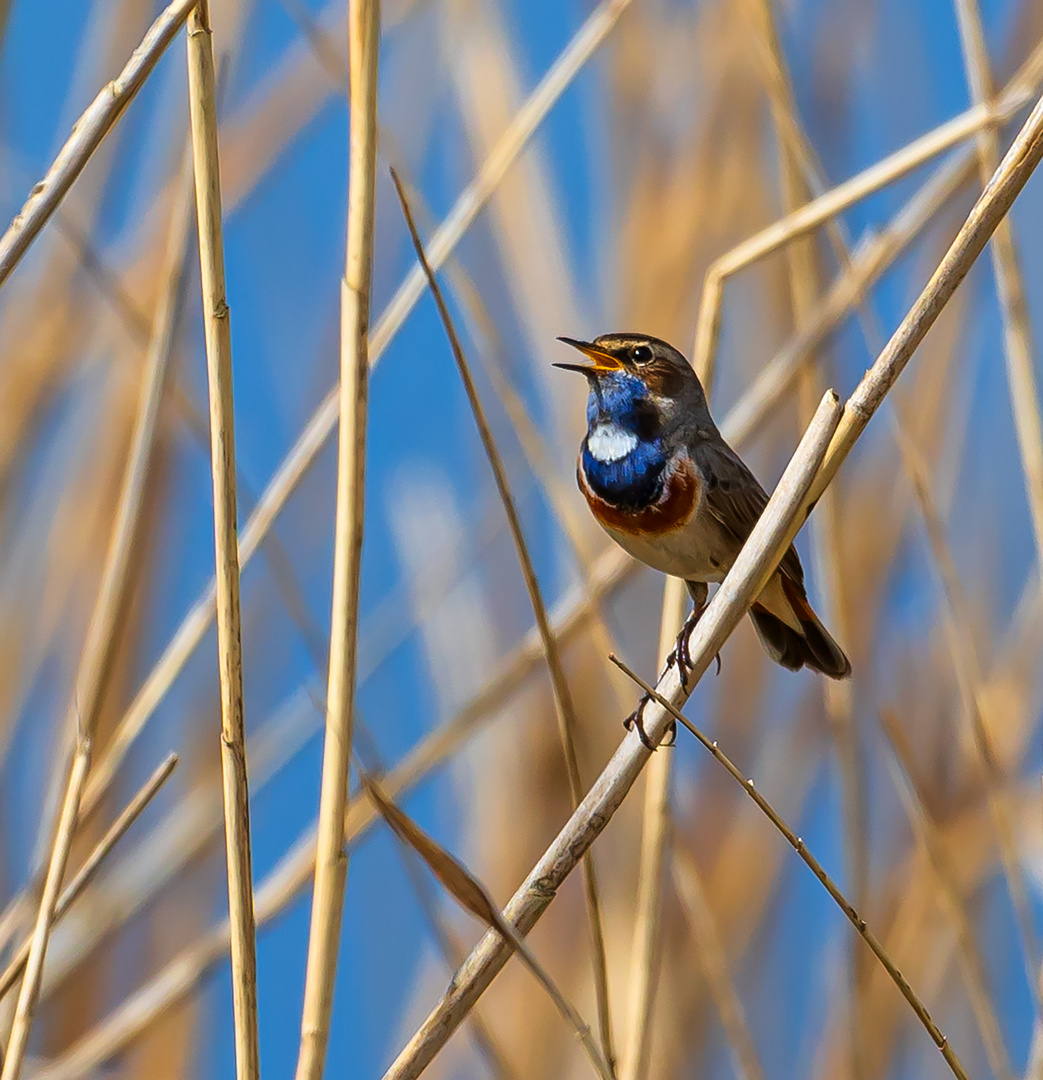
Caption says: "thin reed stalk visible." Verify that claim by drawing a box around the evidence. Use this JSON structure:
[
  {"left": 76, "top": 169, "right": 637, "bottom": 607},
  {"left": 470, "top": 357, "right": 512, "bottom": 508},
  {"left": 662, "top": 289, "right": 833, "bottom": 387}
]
[
  {"left": 294, "top": 1, "right": 379, "bottom": 1076},
  {"left": 186, "top": 3, "right": 259, "bottom": 1077},
  {"left": 391, "top": 167, "right": 617, "bottom": 1074},
  {"left": 379, "top": 391, "right": 844, "bottom": 1080},
  {"left": 0, "top": 748, "right": 89, "bottom": 1080},
  {"left": 618, "top": 577, "right": 686, "bottom": 1080},
  {"left": 610, "top": 660, "right": 968, "bottom": 1080},
  {"left": 0, "top": 0, "right": 195, "bottom": 291},
  {"left": 0, "top": 753, "right": 179, "bottom": 1002}
]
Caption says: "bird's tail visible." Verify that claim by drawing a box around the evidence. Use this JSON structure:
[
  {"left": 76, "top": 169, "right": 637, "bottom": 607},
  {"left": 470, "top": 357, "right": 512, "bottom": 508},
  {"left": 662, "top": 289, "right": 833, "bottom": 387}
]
[{"left": 750, "top": 577, "right": 851, "bottom": 680}]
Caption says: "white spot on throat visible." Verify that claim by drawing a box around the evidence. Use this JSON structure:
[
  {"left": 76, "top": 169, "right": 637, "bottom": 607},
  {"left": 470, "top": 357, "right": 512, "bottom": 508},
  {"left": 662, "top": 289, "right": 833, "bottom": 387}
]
[{"left": 587, "top": 423, "right": 638, "bottom": 463}]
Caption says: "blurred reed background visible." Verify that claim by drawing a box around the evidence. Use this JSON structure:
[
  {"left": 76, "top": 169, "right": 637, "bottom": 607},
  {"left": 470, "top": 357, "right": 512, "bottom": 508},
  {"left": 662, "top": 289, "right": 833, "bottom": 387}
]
[{"left": 0, "top": 0, "right": 1042, "bottom": 1077}]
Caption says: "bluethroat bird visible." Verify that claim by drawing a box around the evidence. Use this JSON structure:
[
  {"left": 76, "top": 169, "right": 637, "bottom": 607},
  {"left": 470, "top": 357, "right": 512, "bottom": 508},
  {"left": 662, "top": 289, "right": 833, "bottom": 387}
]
[{"left": 555, "top": 333, "right": 851, "bottom": 747}]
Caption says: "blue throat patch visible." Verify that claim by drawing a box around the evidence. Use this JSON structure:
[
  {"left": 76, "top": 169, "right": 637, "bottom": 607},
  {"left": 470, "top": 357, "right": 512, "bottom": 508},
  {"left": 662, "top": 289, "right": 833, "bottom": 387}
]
[{"left": 581, "top": 372, "right": 667, "bottom": 510}]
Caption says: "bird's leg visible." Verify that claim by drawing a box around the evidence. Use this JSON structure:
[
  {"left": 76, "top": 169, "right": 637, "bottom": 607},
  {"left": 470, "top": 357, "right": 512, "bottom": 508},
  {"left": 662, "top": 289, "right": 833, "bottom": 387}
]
[
  {"left": 667, "top": 581, "right": 714, "bottom": 691},
  {"left": 626, "top": 583, "right": 714, "bottom": 750}
]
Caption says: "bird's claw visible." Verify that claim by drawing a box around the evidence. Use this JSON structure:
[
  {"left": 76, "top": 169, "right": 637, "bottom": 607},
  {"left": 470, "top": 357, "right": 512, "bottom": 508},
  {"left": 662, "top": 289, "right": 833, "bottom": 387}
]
[
  {"left": 624, "top": 694, "right": 675, "bottom": 750},
  {"left": 624, "top": 694, "right": 656, "bottom": 750}
]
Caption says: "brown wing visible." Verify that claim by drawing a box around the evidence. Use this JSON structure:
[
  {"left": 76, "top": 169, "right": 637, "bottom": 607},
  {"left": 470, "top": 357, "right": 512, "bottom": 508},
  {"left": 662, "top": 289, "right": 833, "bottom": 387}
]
[{"left": 696, "top": 439, "right": 805, "bottom": 587}]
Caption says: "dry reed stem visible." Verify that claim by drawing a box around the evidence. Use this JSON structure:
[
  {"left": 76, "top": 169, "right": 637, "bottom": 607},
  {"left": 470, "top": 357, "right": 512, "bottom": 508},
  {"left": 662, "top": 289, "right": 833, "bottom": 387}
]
[
  {"left": 618, "top": 577, "right": 686, "bottom": 1080},
  {"left": 77, "top": 0, "right": 635, "bottom": 829},
  {"left": 691, "top": 36, "right": 1043, "bottom": 386},
  {"left": 0, "top": 749, "right": 90, "bottom": 1080},
  {"left": 0, "top": 753, "right": 178, "bottom": 1003},
  {"left": 379, "top": 390, "right": 843, "bottom": 1080},
  {"left": 954, "top": 0, "right": 1043, "bottom": 588},
  {"left": 671, "top": 848, "right": 765, "bottom": 1080},
  {"left": 391, "top": 167, "right": 617, "bottom": 1074},
  {"left": 879, "top": 710, "right": 1014, "bottom": 1080},
  {"left": 414, "top": 207, "right": 637, "bottom": 712},
  {"left": 613, "top": 660, "right": 969, "bottom": 1080},
  {"left": 0, "top": 0, "right": 195, "bottom": 292},
  {"left": 890, "top": 413, "right": 1042, "bottom": 1008},
  {"left": 362, "top": 774, "right": 614, "bottom": 1080},
  {"left": 293, "top": 0, "right": 379, "bottom": 1075},
  {"left": 186, "top": 3, "right": 259, "bottom": 1077}
]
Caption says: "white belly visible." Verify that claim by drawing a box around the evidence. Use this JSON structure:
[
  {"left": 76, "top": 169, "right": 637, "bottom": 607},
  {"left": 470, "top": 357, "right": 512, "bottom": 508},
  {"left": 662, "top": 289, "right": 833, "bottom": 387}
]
[{"left": 597, "top": 506, "right": 728, "bottom": 583}]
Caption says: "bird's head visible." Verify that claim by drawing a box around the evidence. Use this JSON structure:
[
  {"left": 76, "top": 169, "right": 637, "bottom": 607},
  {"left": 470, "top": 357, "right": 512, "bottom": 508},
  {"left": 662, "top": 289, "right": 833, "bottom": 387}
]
[{"left": 554, "top": 332, "right": 707, "bottom": 435}]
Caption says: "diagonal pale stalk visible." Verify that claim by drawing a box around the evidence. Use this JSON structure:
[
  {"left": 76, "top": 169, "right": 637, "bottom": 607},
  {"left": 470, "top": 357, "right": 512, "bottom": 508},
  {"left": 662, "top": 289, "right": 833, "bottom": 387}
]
[
  {"left": 0, "top": 0, "right": 195, "bottom": 291},
  {"left": 186, "top": 3, "right": 260, "bottom": 1078},
  {"left": 294, "top": 1, "right": 379, "bottom": 1077},
  {"left": 690, "top": 35, "right": 1043, "bottom": 386},
  {"left": 0, "top": 753, "right": 179, "bottom": 1002},
  {"left": 383, "top": 80, "right": 1043, "bottom": 1080},
  {"left": 618, "top": 576, "right": 686, "bottom": 1080},
  {"left": 0, "top": 90, "right": 196, "bottom": 1080},
  {"left": 379, "top": 391, "right": 844, "bottom": 1080},
  {"left": 390, "top": 167, "right": 617, "bottom": 1074}
]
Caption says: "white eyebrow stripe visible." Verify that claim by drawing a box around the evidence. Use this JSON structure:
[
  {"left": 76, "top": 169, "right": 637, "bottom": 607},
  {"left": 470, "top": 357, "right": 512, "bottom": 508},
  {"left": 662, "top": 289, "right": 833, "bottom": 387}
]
[{"left": 587, "top": 424, "right": 638, "bottom": 463}]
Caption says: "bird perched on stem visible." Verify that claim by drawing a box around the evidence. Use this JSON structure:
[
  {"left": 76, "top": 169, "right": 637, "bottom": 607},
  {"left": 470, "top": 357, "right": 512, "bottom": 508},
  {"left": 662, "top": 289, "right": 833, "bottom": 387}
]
[{"left": 555, "top": 332, "right": 850, "bottom": 746}]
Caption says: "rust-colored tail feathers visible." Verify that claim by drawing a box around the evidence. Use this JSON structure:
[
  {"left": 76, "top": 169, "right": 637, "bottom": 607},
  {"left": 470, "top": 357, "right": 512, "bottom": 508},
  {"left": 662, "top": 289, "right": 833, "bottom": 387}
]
[{"left": 750, "top": 577, "right": 851, "bottom": 679}]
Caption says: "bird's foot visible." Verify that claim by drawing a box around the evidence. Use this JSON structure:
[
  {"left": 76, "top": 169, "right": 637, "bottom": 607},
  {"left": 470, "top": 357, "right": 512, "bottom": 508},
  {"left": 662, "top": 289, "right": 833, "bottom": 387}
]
[{"left": 624, "top": 694, "right": 674, "bottom": 750}]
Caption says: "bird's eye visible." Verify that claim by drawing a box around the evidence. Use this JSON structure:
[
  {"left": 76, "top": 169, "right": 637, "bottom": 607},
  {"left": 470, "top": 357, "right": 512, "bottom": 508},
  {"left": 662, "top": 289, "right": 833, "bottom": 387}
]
[{"left": 630, "top": 344, "right": 653, "bottom": 364}]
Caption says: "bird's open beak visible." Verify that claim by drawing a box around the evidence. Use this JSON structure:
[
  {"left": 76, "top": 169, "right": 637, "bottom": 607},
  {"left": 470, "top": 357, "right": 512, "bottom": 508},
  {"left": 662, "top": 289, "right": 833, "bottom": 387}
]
[{"left": 553, "top": 336, "right": 621, "bottom": 375}]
